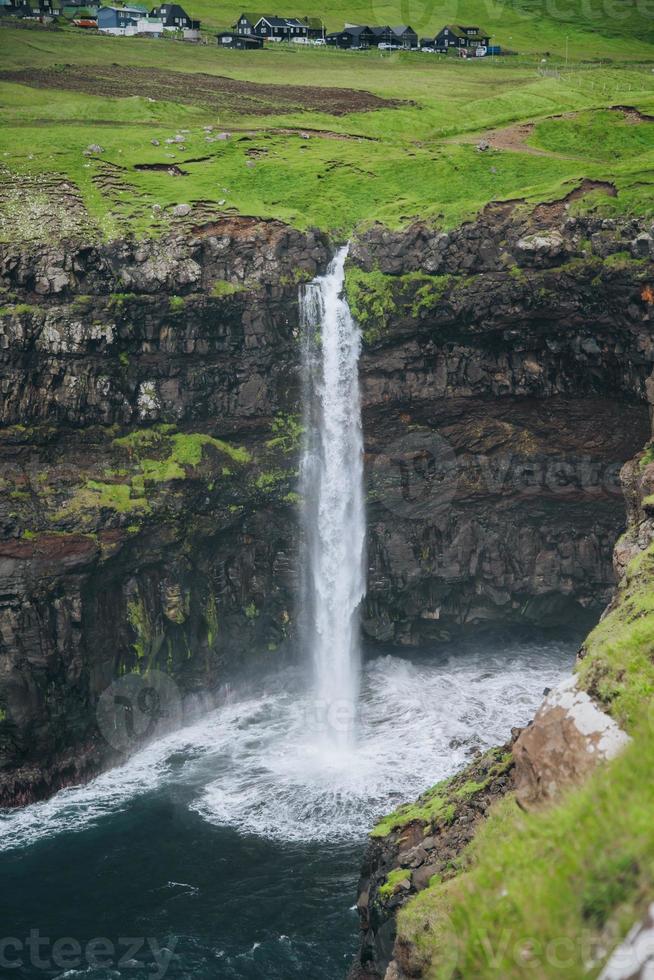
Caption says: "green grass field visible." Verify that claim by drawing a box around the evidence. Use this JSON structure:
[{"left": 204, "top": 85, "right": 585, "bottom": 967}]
[{"left": 1, "top": 12, "right": 654, "bottom": 243}]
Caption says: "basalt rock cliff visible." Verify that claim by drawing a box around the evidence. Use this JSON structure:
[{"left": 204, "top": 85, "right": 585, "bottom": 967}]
[
  {"left": 347, "top": 203, "right": 654, "bottom": 980},
  {"left": 0, "top": 200, "right": 653, "bottom": 807},
  {"left": 354, "top": 202, "right": 653, "bottom": 645},
  {"left": 0, "top": 217, "right": 330, "bottom": 805}
]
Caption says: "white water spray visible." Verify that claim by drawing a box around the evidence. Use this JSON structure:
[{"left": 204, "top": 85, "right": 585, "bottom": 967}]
[{"left": 299, "top": 246, "right": 366, "bottom": 745}]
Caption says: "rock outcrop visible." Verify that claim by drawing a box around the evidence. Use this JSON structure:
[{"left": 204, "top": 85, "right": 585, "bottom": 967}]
[
  {"left": 513, "top": 674, "right": 630, "bottom": 807},
  {"left": 350, "top": 745, "right": 516, "bottom": 980}
]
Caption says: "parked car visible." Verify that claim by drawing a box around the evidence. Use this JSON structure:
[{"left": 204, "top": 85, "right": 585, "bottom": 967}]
[
  {"left": 421, "top": 46, "right": 434, "bottom": 52},
  {"left": 312, "top": 36, "right": 325, "bottom": 44}
]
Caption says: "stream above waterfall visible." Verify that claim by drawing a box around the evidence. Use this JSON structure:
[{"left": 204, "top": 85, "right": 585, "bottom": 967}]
[{"left": 0, "top": 632, "right": 577, "bottom": 980}]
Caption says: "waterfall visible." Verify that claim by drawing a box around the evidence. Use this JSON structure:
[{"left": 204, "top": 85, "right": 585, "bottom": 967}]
[{"left": 299, "top": 246, "right": 366, "bottom": 746}]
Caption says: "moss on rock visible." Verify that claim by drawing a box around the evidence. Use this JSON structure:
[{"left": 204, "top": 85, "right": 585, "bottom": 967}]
[
  {"left": 345, "top": 264, "right": 451, "bottom": 344},
  {"left": 370, "top": 748, "right": 512, "bottom": 839}
]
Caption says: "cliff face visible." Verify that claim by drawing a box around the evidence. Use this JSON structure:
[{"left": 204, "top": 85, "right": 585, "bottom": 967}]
[
  {"left": 353, "top": 205, "right": 654, "bottom": 644},
  {"left": 347, "top": 206, "right": 654, "bottom": 980},
  {"left": 0, "top": 204, "right": 652, "bottom": 808},
  {"left": 0, "top": 218, "right": 330, "bottom": 806}
]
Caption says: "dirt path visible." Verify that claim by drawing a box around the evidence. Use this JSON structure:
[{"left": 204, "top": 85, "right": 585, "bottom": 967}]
[
  {"left": 447, "top": 105, "right": 653, "bottom": 157},
  {"left": 447, "top": 121, "right": 570, "bottom": 157}
]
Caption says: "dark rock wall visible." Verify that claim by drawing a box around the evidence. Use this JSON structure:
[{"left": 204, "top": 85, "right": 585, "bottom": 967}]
[
  {"left": 354, "top": 208, "right": 654, "bottom": 644},
  {"left": 0, "top": 206, "right": 653, "bottom": 805},
  {"left": 0, "top": 219, "right": 329, "bottom": 805},
  {"left": 348, "top": 206, "right": 654, "bottom": 980}
]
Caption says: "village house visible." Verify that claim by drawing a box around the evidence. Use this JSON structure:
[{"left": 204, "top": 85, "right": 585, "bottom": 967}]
[
  {"left": 326, "top": 23, "right": 417, "bottom": 49},
  {"left": 369, "top": 24, "right": 392, "bottom": 45},
  {"left": 97, "top": 3, "right": 145, "bottom": 31},
  {"left": 254, "top": 15, "right": 297, "bottom": 39},
  {"left": 34, "top": 0, "right": 61, "bottom": 16},
  {"left": 234, "top": 11, "right": 258, "bottom": 33},
  {"left": 0, "top": 0, "right": 62, "bottom": 18},
  {"left": 0, "top": 0, "right": 28, "bottom": 15},
  {"left": 233, "top": 12, "right": 324, "bottom": 41},
  {"left": 96, "top": 1, "right": 199, "bottom": 37},
  {"left": 326, "top": 24, "right": 374, "bottom": 48},
  {"left": 150, "top": 1, "right": 198, "bottom": 30},
  {"left": 216, "top": 29, "right": 264, "bottom": 47},
  {"left": 433, "top": 25, "right": 491, "bottom": 52},
  {"left": 389, "top": 25, "right": 417, "bottom": 47}
]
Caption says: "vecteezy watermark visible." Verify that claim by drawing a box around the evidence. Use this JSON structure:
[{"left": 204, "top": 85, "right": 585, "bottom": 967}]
[
  {"left": 97, "top": 669, "right": 183, "bottom": 753},
  {"left": 364, "top": 0, "right": 654, "bottom": 37},
  {"left": 370, "top": 430, "right": 459, "bottom": 521},
  {"left": 370, "top": 430, "right": 624, "bottom": 521},
  {"left": 0, "top": 932, "right": 177, "bottom": 978}
]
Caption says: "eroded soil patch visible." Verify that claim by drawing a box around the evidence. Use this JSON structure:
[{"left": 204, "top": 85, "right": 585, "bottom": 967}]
[{"left": 2, "top": 65, "right": 404, "bottom": 117}]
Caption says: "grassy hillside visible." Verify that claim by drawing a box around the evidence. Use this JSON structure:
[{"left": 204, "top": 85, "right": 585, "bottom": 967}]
[{"left": 1, "top": 22, "right": 654, "bottom": 242}]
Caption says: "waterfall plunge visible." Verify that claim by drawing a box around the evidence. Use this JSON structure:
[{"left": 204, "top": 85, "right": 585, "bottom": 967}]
[{"left": 299, "top": 246, "right": 366, "bottom": 746}]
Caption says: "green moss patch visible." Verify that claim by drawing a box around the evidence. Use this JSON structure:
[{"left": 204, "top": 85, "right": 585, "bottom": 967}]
[
  {"left": 114, "top": 427, "right": 250, "bottom": 473},
  {"left": 54, "top": 427, "right": 249, "bottom": 524},
  {"left": 211, "top": 279, "right": 244, "bottom": 298},
  {"left": 370, "top": 748, "right": 512, "bottom": 838},
  {"left": 380, "top": 868, "right": 412, "bottom": 900},
  {"left": 266, "top": 414, "right": 304, "bottom": 455},
  {"left": 345, "top": 265, "right": 451, "bottom": 343}
]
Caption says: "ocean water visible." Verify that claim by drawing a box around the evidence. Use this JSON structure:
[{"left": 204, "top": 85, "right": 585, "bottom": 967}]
[{"left": 0, "top": 633, "right": 576, "bottom": 980}]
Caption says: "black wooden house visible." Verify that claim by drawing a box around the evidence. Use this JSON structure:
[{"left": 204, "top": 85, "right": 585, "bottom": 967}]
[
  {"left": 433, "top": 25, "right": 490, "bottom": 51},
  {"left": 326, "top": 24, "right": 374, "bottom": 48}
]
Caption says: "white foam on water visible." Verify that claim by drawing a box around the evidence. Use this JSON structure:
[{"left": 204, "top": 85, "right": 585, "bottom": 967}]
[
  {"left": 0, "top": 642, "right": 571, "bottom": 852},
  {"left": 192, "top": 642, "right": 571, "bottom": 841}
]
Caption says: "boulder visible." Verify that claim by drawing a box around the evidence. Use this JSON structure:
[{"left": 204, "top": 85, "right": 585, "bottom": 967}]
[
  {"left": 513, "top": 675, "right": 630, "bottom": 807},
  {"left": 630, "top": 232, "right": 654, "bottom": 259},
  {"left": 514, "top": 230, "right": 567, "bottom": 265}
]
